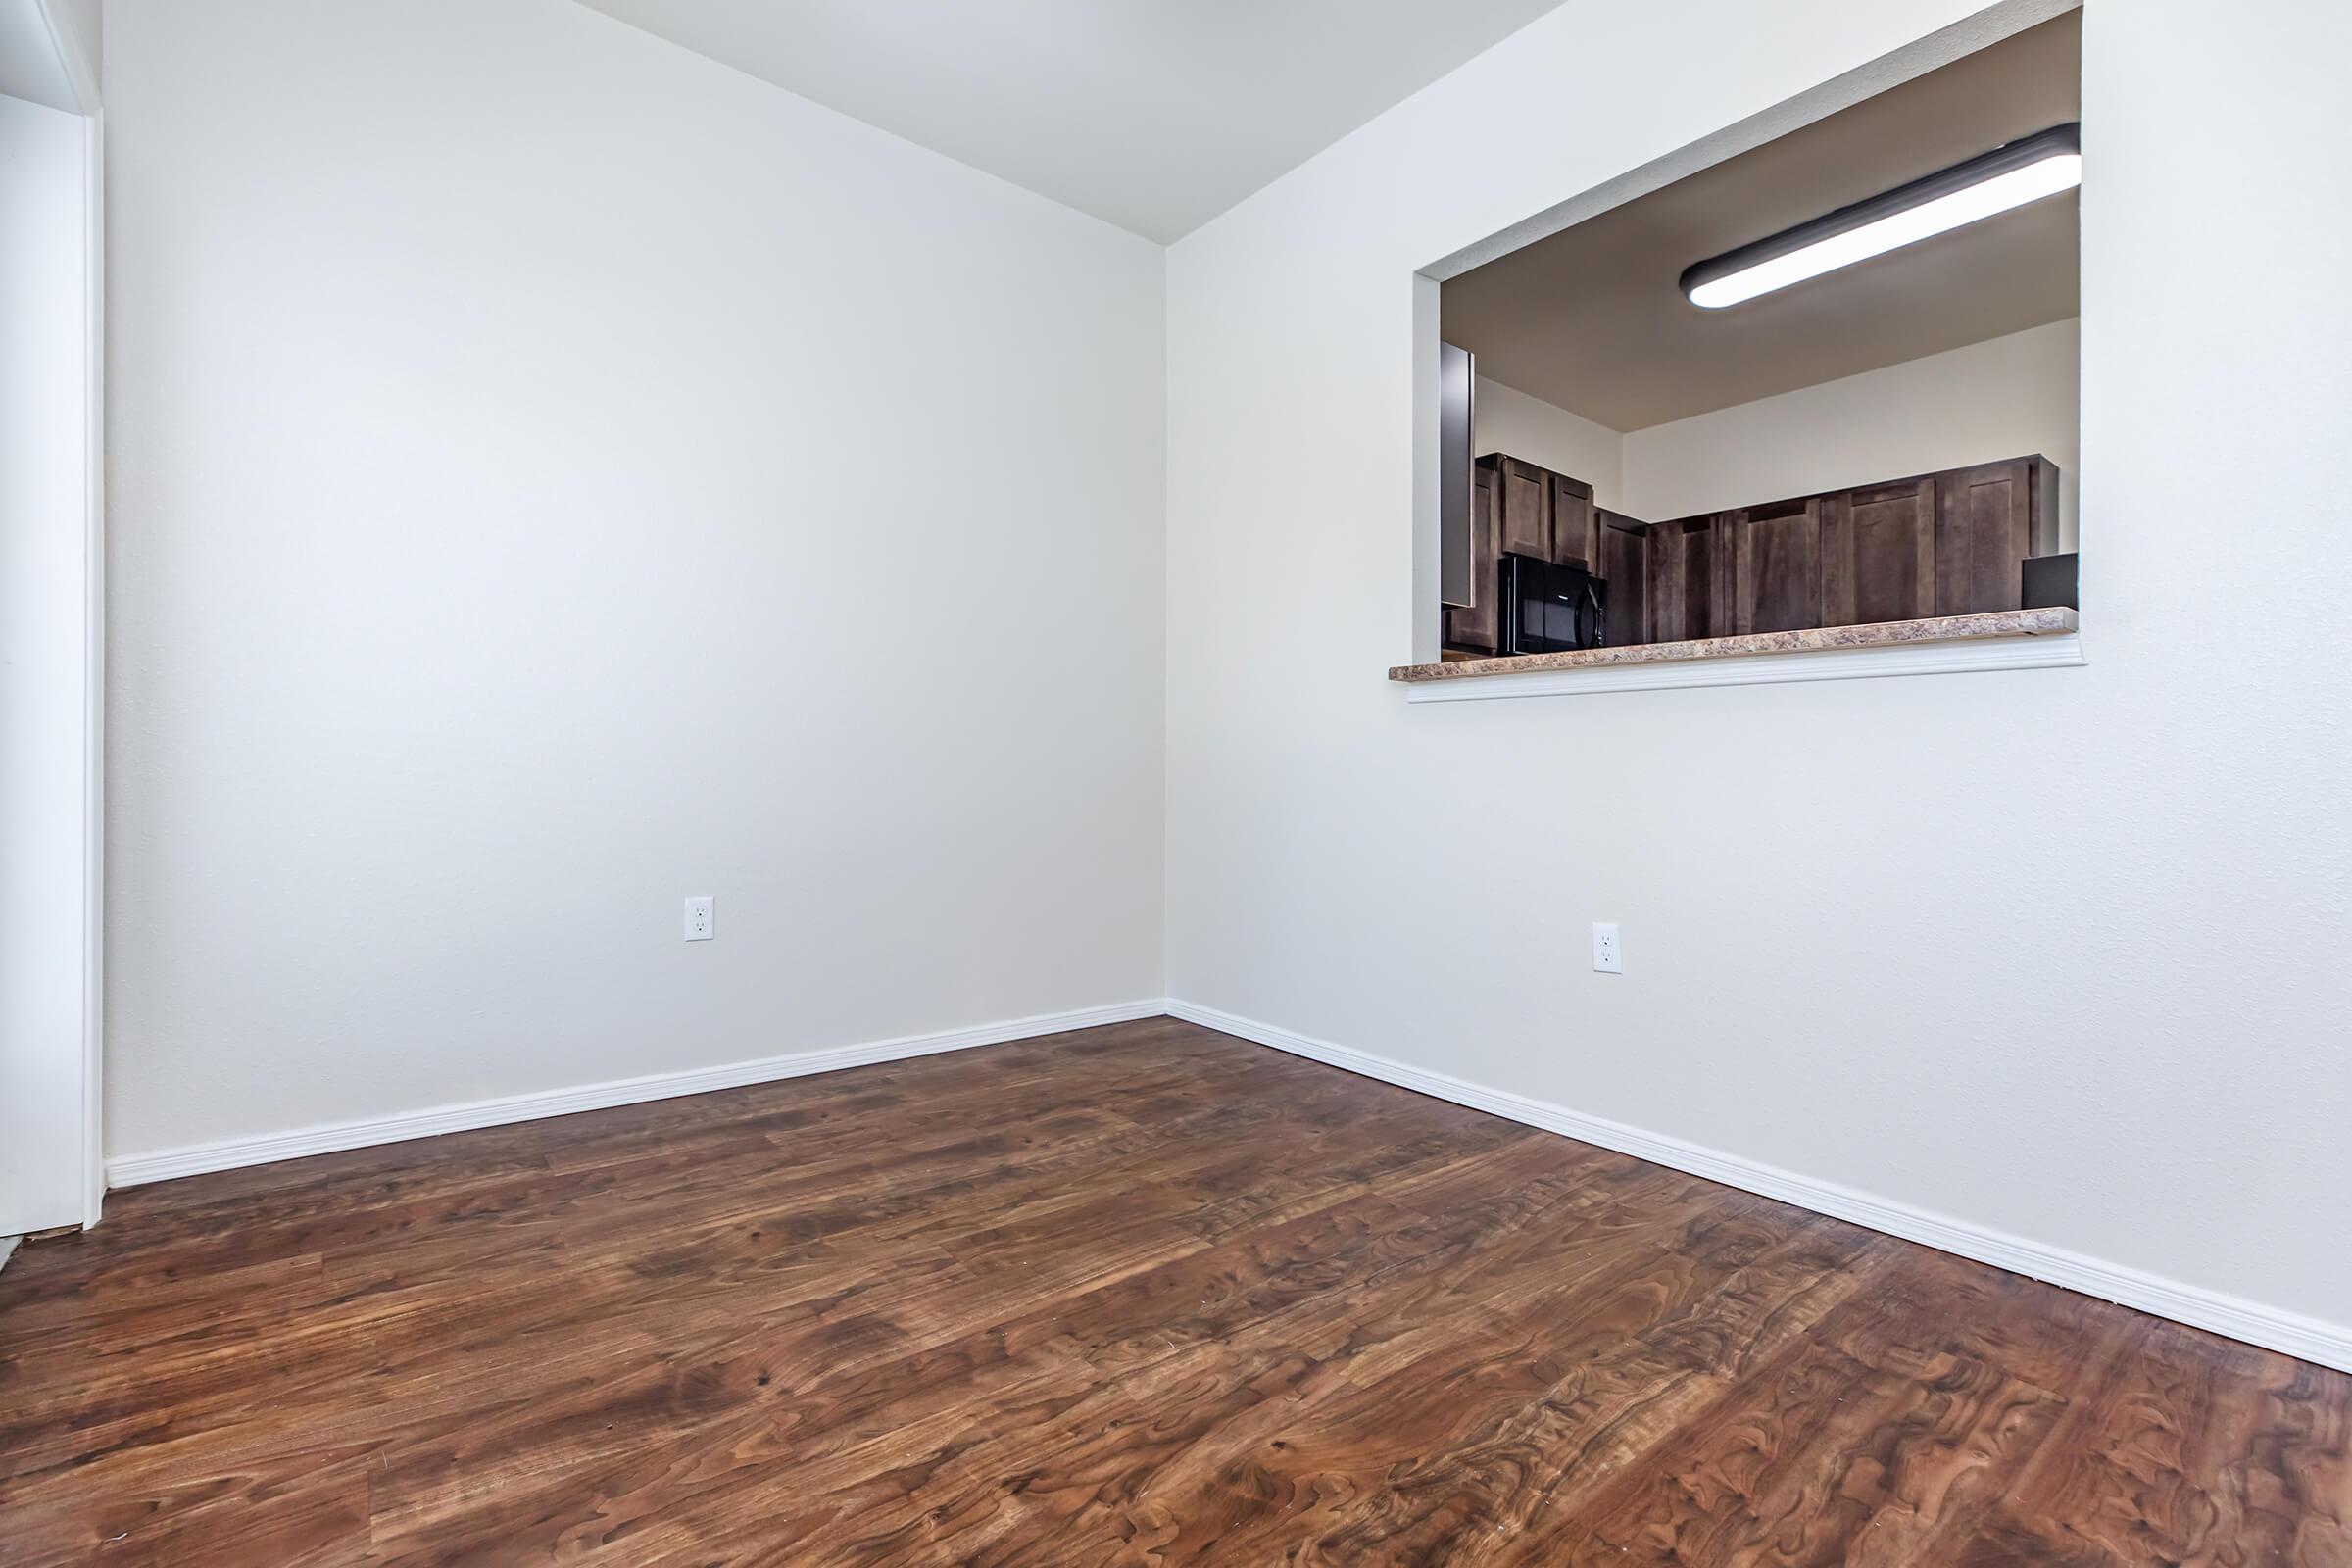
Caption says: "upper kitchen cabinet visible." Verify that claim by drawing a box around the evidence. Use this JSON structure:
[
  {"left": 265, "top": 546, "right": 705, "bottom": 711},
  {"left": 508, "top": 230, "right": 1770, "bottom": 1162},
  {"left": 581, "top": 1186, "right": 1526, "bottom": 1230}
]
[
  {"left": 1594, "top": 511, "right": 1649, "bottom": 646},
  {"left": 1823, "top": 476, "right": 1937, "bottom": 626},
  {"left": 1446, "top": 451, "right": 2063, "bottom": 656},
  {"left": 1445, "top": 460, "right": 1502, "bottom": 653},
  {"left": 1936, "top": 456, "right": 2061, "bottom": 615},
  {"left": 1446, "top": 453, "right": 1610, "bottom": 654},
  {"left": 1821, "top": 458, "right": 2058, "bottom": 622},
  {"left": 1494, "top": 456, "right": 1553, "bottom": 562},
  {"left": 1729, "top": 497, "right": 1825, "bottom": 635},
  {"left": 1645, "top": 516, "right": 1729, "bottom": 644},
  {"left": 1494, "top": 461, "right": 1596, "bottom": 570},
  {"left": 1551, "top": 473, "right": 1597, "bottom": 568}
]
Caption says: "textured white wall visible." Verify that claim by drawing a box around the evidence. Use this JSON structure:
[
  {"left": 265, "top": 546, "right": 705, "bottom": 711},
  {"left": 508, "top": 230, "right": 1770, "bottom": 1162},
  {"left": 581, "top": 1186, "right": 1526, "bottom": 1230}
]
[
  {"left": 1625, "top": 318, "right": 2080, "bottom": 547},
  {"left": 104, "top": 0, "right": 1167, "bottom": 1160},
  {"left": 0, "top": 88, "right": 92, "bottom": 1232},
  {"left": 1166, "top": 0, "right": 2351, "bottom": 1344}
]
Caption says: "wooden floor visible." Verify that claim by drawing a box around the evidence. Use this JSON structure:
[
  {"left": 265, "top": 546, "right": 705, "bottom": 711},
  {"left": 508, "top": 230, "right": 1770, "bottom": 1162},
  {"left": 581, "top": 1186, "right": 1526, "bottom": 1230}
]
[{"left": 3, "top": 1020, "right": 2346, "bottom": 1566}]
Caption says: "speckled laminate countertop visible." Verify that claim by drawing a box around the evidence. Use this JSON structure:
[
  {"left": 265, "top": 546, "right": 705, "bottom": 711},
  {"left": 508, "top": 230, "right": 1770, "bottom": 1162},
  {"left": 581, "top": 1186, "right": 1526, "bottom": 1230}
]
[{"left": 1390, "top": 607, "right": 2078, "bottom": 683}]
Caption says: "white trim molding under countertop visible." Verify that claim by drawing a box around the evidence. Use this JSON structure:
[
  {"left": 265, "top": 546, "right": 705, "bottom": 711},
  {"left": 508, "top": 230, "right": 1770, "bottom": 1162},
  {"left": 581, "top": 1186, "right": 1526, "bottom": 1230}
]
[{"left": 1394, "top": 608, "right": 2082, "bottom": 701}]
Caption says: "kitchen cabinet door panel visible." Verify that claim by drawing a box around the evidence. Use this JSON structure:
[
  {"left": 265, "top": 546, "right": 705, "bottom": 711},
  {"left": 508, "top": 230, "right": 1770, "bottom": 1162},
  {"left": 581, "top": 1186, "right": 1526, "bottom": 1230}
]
[
  {"left": 1551, "top": 473, "right": 1597, "bottom": 568},
  {"left": 1446, "top": 460, "right": 1501, "bottom": 651},
  {"left": 1595, "top": 511, "right": 1648, "bottom": 646},
  {"left": 1936, "top": 457, "right": 2057, "bottom": 615},
  {"left": 1731, "top": 499, "right": 1823, "bottom": 635},
  {"left": 1823, "top": 478, "right": 1936, "bottom": 626},
  {"left": 1646, "top": 517, "right": 1724, "bottom": 643},
  {"left": 1495, "top": 457, "right": 1553, "bottom": 562}
]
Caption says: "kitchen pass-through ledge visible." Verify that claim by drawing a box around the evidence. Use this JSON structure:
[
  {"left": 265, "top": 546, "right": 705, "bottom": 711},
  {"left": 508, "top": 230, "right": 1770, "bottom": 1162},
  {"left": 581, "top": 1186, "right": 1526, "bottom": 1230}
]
[{"left": 1391, "top": 608, "right": 2081, "bottom": 702}]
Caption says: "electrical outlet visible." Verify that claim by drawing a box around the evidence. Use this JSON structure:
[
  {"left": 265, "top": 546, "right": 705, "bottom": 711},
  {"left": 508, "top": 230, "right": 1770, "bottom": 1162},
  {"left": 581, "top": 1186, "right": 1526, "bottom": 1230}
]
[
  {"left": 1592, "top": 921, "right": 1622, "bottom": 974},
  {"left": 684, "top": 896, "right": 715, "bottom": 942}
]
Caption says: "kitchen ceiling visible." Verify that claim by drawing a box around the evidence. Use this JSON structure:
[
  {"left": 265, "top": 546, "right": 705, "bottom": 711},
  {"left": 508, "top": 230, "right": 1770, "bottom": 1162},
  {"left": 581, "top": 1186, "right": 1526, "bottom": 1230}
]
[
  {"left": 569, "top": 0, "right": 1570, "bottom": 243},
  {"left": 1443, "top": 11, "right": 2082, "bottom": 433}
]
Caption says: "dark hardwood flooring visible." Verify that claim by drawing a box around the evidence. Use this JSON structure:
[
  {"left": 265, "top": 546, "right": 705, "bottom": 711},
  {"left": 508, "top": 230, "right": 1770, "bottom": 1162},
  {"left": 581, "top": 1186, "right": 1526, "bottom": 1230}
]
[{"left": 2, "top": 1018, "right": 2345, "bottom": 1565}]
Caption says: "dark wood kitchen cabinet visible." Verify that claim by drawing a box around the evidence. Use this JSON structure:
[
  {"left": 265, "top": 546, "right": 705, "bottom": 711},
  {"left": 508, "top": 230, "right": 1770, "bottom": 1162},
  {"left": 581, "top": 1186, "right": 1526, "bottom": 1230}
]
[
  {"left": 1446, "top": 454, "right": 1606, "bottom": 653},
  {"left": 1729, "top": 497, "right": 1824, "bottom": 635},
  {"left": 1594, "top": 511, "right": 1648, "bottom": 646},
  {"left": 1494, "top": 456, "right": 1553, "bottom": 561},
  {"left": 1645, "top": 516, "right": 1729, "bottom": 643},
  {"left": 1440, "top": 450, "right": 2060, "bottom": 656},
  {"left": 1822, "top": 476, "right": 1936, "bottom": 626},
  {"left": 1477, "top": 454, "right": 1601, "bottom": 572},
  {"left": 1551, "top": 473, "right": 1597, "bottom": 567},
  {"left": 1446, "top": 459, "right": 1501, "bottom": 652},
  {"left": 1648, "top": 454, "right": 2057, "bottom": 641},
  {"left": 1936, "top": 456, "right": 2061, "bottom": 614}
]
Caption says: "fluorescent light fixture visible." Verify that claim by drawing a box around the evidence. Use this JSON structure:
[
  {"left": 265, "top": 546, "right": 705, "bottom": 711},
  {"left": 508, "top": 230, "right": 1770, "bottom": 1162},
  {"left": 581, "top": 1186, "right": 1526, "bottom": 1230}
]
[{"left": 1681, "top": 123, "right": 2081, "bottom": 309}]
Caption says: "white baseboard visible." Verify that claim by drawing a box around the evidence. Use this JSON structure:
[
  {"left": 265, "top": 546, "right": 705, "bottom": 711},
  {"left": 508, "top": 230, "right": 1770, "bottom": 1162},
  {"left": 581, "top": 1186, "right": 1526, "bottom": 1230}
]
[
  {"left": 0, "top": 1236, "right": 17, "bottom": 1276},
  {"left": 1165, "top": 999, "right": 2352, "bottom": 1376},
  {"left": 105, "top": 1000, "right": 1167, "bottom": 1190},
  {"left": 101, "top": 995, "right": 2352, "bottom": 1376}
]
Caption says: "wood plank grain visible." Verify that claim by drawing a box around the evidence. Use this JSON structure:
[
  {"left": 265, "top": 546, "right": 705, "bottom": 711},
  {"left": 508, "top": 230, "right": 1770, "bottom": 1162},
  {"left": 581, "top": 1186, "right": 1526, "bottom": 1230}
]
[{"left": 0, "top": 1019, "right": 2342, "bottom": 1567}]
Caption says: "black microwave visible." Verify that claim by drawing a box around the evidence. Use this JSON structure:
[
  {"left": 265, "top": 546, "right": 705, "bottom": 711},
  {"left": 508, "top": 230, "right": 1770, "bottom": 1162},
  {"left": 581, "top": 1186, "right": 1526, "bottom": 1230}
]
[{"left": 1499, "top": 552, "right": 1607, "bottom": 654}]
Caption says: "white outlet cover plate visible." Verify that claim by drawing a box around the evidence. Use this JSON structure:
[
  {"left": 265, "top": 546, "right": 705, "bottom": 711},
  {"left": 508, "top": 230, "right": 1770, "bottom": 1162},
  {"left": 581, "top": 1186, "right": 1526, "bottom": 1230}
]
[
  {"left": 1592, "top": 921, "right": 1622, "bottom": 973},
  {"left": 685, "top": 896, "right": 715, "bottom": 941}
]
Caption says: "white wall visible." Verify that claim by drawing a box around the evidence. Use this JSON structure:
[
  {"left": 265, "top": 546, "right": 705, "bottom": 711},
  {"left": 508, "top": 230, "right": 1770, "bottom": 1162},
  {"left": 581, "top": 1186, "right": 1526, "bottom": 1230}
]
[
  {"left": 1167, "top": 0, "right": 2352, "bottom": 1358},
  {"left": 1471, "top": 373, "right": 1624, "bottom": 510},
  {"left": 1, "top": 87, "right": 94, "bottom": 1233},
  {"left": 1625, "top": 318, "right": 2080, "bottom": 547},
  {"left": 104, "top": 0, "right": 1167, "bottom": 1161}
]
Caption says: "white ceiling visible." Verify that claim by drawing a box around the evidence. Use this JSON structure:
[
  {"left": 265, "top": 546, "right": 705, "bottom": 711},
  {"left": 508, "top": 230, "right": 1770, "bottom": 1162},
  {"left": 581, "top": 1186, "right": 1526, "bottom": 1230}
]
[
  {"left": 1444, "top": 11, "right": 2082, "bottom": 432},
  {"left": 570, "top": 0, "right": 1568, "bottom": 243}
]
